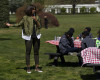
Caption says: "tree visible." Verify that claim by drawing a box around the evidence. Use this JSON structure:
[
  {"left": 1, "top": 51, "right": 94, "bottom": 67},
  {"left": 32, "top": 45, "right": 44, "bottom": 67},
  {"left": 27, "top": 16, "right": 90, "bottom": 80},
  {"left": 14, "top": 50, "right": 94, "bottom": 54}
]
[
  {"left": 34, "top": 0, "right": 44, "bottom": 5},
  {"left": 24, "top": 0, "right": 32, "bottom": 5},
  {"left": 82, "top": 0, "right": 95, "bottom": 4},
  {"left": 9, "top": 0, "right": 24, "bottom": 13},
  {"left": 51, "top": 0, "right": 95, "bottom": 4},
  {"left": 48, "top": 0, "right": 95, "bottom": 14},
  {"left": 71, "top": 0, "right": 95, "bottom": 14},
  {"left": 44, "top": 0, "right": 58, "bottom": 5},
  {"left": 0, "top": 0, "right": 9, "bottom": 28},
  {"left": 71, "top": 0, "right": 78, "bottom": 14},
  {"left": 24, "top": 0, "right": 45, "bottom": 5}
]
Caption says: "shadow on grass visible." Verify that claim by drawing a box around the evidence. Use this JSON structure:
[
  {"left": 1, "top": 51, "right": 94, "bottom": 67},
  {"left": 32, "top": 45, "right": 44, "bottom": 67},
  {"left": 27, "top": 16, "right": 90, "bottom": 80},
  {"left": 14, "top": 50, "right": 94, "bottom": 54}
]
[
  {"left": 46, "top": 62, "right": 80, "bottom": 67},
  {"left": 0, "top": 38, "right": 12, "bottom": 41},
  {"left": 16, "top": 66, "right": 42, "bottom": 70},
  {"left": 81, "top": 73, "right": 97, "bottom": 80}
]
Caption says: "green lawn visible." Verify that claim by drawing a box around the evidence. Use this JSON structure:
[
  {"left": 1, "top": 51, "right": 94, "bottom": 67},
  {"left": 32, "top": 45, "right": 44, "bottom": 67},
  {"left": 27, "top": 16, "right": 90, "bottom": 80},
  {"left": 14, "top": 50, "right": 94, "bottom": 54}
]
[{"left": 0, "top": 14, "right": 100, "bottom": 80}]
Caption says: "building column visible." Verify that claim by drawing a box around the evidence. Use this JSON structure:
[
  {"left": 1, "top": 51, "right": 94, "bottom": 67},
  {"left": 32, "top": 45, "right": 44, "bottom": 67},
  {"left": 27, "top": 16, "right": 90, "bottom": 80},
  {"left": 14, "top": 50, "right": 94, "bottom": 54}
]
[
  {"left": 89, "top": 7, "right": 90, "bottom": 13},
  {"left": 78, "top": 8, "right": 80, "bottom": 13},
  {"left": 58, "top": 8, "right": 60, "bottom": 13},
  {"left": 49, "top": 8, "right": 51, "bottom": 12},
  {"left": 55, "top": 9, "right": 57, "bottom": 14},
  {"left": 9, "top": 11, "right": 11, "bottom": 14},
  {"left": 66, "top": 8, "right": 69, "bottom": 13}
]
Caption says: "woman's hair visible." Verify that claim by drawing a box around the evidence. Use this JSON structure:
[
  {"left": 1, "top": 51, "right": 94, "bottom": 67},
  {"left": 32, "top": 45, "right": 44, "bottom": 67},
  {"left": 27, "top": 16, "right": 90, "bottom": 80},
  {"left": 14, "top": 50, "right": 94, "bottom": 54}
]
[
  {"left": 68, "top": 28, "right": 75, "bottom": 33},
  {"left": 65, "top": 30, "right": 73, "bottom": 37},
  {"left": 85, "top": 27, "right": 91, "bottom": 32},
  {"left": 25, "top": 5, "right": 36, "bottom": 16},
  {"left": 82, "top": 31, "right": 89, "bottom": 36},
  {"left": 65, "top": 28, "right": 74, "bottom": 37}
]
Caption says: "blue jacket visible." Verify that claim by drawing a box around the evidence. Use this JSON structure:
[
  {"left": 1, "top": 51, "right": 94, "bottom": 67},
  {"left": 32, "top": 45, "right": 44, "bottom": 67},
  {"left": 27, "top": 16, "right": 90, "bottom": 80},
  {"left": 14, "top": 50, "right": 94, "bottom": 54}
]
[
  {"left": 79, "top": 33, "right": 93, "bottom": 39},
  {"left": 81, "top": 36, "right": 95, "bottom": 49},
  {"left": 59, "top": 34, "right": 74, "bottom": 54}
]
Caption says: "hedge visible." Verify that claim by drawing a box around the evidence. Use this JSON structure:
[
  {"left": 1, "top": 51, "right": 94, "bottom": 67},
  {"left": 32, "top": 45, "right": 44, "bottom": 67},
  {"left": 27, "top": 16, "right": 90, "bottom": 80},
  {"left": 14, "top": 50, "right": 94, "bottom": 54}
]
[{"left": 0, "top": 0, "right": 9, "bottom": 28}]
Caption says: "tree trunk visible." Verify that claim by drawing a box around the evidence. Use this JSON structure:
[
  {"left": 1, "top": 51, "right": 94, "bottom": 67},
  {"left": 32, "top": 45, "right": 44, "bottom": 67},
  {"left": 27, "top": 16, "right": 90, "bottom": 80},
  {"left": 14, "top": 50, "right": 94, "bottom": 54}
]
[{"left": 72, "top": 3, "right": 76, "bottom": 14}]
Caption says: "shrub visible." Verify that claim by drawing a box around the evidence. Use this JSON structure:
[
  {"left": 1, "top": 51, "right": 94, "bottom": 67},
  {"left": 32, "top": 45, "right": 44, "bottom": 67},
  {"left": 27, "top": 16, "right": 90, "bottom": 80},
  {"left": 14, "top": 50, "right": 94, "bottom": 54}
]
[
  {"left": 16, "top": 5, "right": 27, "bottom": 23},
  {"left": 16, "top": 3, "right": 59, "bottom": 27},
  {"left": 16, "top": 2, "right": 44, "bottom": 22},
  {"left": 80, "top": 7, "right": 86, "bottom": 13},
  {"left": 33, "top": 2, "right": 44, "bottom": 14},
  {"left": 61, "top": 7, "right": 66, "bottom": 14},
  {"left": 90, "top": 7, "right": 96, "bottom": 13},
  {"left": 0, "top": 0, "right": 9, "bottom": 28},
  {"left": 51, "top": 9, "right": 55, "bottom": 14},
  {"left": 71, "top": 8, "right": 77, "bottom": 14},
  {"left": 39, "top": 12, "right": 59, "bottom": 27}
]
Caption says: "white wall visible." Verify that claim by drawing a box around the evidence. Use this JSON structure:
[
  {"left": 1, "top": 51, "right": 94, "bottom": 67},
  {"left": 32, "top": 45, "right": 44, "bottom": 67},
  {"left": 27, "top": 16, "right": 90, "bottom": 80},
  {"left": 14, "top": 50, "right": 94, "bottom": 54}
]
[{"left": 45, "top": 4, "right": 100, "bottom": 13}]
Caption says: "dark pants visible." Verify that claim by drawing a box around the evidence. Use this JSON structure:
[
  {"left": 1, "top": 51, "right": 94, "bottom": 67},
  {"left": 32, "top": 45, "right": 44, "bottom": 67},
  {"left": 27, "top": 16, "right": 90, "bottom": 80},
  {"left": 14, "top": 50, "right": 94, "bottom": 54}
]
[
  {"left": 64, "top": 47, "right": 79, "bottom": 54},
  {"left": 54, "top": 47, "right": 81, "bottom": 65},
  {"left": 53, "top": 46, "right": 66, "bottom": 65},
  {"left": 45, "top": 24, "right": 48, "bottom": 29},
  {"left": 25, "top": 38, "right": 40, "bottom": 66},
  {"left": 77, "top": 53, "right": 83, "bottom": 65}
]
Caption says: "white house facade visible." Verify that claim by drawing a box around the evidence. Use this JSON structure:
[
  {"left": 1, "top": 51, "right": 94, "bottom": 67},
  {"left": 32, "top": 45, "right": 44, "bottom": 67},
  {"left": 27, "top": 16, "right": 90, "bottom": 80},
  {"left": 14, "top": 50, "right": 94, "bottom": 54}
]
[{"left": 44, "top": 4, "right": 100, "bottom": 14}]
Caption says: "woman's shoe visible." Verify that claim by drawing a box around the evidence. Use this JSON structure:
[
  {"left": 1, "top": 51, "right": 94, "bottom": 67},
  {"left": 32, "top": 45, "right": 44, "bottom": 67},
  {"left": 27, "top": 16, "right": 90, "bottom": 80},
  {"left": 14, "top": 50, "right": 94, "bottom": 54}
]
[
  {"left": 27, "top": 70, "right": 31, "bottom": 73},
  {"left": 35, "top": 68, "right": 43, "bottom": 72},
  {"left": 27, "top": 67, "right": 31, "bottom": 74}
]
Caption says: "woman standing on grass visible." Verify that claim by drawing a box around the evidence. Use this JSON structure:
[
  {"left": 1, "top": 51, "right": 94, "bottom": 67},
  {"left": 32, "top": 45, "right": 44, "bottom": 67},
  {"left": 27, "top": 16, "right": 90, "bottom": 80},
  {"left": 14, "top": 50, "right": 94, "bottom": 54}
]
[{"left": 6, "top": 5, "right": 43, "bottom": 73}]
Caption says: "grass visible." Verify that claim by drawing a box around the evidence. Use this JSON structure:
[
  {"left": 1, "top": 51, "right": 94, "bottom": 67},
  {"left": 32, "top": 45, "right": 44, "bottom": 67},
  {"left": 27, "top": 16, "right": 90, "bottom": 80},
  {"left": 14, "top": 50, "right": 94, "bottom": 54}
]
[{"left": 0, "top": 14, "right": 100, "bottom": 80}]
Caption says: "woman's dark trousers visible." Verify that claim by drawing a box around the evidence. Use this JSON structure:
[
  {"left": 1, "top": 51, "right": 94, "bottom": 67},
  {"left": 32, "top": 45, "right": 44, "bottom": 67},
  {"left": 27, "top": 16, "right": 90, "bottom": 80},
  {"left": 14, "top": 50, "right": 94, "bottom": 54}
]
[{"left": 25, "top": 38, "right": 40, "bottom": 66}]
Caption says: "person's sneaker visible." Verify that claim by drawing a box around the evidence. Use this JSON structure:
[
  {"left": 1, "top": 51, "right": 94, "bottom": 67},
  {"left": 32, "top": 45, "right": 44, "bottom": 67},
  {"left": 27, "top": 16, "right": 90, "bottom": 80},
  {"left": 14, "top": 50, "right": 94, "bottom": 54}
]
[
  {"left": 35, "top": 68, "right": 43, "bottom": 72},
  {"left": 68, "top": 52, "right": 73, "bottom": 55},
  {"left": 27, "top": 70, "right": 31, "bottom": 73},
  {"left": 27, "top": 67, "right": 31, "bottom": 74}
]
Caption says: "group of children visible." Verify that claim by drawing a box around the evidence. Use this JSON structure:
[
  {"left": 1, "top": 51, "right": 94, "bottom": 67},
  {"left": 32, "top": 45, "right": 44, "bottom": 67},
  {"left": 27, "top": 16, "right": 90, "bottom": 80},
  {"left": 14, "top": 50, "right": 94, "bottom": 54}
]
[
  {"left": 58, "top": 27, "right": 100, "bottom": 65},
  {"left": 79, "top": 27, "right": 100, "bottom": 49},
  {"left": 79, "top": 27, "right": 95, "bottom": 50}
]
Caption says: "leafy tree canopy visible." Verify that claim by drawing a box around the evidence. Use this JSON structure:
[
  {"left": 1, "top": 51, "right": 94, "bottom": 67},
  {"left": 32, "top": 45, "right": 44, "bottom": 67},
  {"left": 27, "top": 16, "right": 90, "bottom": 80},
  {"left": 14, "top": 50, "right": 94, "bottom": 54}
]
[{"left": 45, "top": 0, "right": 95, "bottom": 5}]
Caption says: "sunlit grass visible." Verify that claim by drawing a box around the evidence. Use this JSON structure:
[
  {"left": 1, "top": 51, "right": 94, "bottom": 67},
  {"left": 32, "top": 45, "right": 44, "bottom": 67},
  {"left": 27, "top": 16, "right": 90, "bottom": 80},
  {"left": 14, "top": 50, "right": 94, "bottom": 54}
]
[{"left": 0, "top": 14, "right": 100, "bottom": 80}]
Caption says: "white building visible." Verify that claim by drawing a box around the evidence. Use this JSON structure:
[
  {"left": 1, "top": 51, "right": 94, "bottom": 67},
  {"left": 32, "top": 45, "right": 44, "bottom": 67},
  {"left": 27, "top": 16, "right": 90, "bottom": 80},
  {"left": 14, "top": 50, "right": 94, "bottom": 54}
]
[{"left": 44, "top": 4, "right": 100, "bottom": 14}]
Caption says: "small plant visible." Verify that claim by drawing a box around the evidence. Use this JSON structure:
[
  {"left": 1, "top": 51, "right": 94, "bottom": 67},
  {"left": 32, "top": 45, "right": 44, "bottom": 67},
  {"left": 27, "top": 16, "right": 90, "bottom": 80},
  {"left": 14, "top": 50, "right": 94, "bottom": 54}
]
[
  {"left": 80, "top": 7, "right": 86, "bottom": 13},
  {"left": 71, "top": 8, "right": 77, "bottom": 14},
  {"left": 51, "top": 9, "right": 55, "bottom": 14},
  {"left": 61, "top": 7, "right": 66, "bottom": 14},
  {"left": 90, "top": 7, "right": 96, "bottom": 13}
]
